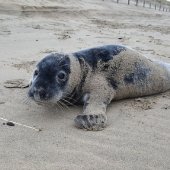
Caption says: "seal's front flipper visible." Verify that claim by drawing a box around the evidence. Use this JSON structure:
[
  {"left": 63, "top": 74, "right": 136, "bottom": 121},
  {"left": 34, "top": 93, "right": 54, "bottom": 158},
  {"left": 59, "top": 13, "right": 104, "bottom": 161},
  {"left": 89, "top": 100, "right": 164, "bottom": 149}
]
[
  {"left": 74, "top": 93, "right": 109, "bottom": 131},
  {"left": 74, "top": 113, "right": 107, "bottom": 131}
]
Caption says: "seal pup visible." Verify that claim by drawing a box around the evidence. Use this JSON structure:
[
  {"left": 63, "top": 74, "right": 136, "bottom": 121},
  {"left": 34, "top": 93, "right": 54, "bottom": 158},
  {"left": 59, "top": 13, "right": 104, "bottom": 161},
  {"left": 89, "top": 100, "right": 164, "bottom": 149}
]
[{"left": 28, "top": 45, "right": 170, "bottom": 130}]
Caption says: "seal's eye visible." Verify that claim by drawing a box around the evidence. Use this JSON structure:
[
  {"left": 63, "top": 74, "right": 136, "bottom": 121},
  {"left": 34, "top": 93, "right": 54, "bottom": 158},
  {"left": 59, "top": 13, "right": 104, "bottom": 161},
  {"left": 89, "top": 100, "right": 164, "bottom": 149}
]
[
  {"left": 34, "top": 70, "right": 39, "bottom": 76},
  {"left": 57, "top": 71, "right": 66, "bottom": 81}
]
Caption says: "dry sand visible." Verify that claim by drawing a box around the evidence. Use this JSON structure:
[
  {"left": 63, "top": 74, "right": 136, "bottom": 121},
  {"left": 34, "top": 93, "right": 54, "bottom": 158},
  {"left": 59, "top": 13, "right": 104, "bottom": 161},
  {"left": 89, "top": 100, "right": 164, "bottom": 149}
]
[{"left": 0, "top": 0, "right": 170, "bottom": 169}]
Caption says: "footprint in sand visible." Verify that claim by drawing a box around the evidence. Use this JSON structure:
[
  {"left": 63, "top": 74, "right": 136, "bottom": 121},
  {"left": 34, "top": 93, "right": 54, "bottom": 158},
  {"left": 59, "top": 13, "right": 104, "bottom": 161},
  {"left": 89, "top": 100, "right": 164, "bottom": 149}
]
[{"left": 4, "top": 79, "right": 29, "bottom": 88}]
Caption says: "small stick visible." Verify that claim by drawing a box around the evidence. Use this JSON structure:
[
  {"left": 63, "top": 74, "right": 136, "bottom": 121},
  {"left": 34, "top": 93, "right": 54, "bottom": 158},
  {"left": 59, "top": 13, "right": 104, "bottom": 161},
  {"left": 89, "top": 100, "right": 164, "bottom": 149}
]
[{"left": 0, "top": 117, "right": 42, "bottom": 132}]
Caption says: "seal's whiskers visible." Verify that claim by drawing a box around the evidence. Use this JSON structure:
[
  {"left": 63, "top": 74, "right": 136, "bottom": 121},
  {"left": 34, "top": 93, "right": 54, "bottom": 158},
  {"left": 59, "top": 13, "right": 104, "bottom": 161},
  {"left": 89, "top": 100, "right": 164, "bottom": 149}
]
[
  {"left": 65, "top": 96, "right": 78, "bottom": 103},
  {"left": 56, "top": 102, "right": 64, "bottom": 112},
  {"left": 58, "top": 100, "right": 70, "bottom": 110},
  {"left": 63, "top": 91, "right": 78, "bottom": 103},
  {"left": 22, "top": 96, "right": 32, "bottom": 105},
  {"left": 61, "top": 98, "right": 77, "bottom": 107}
]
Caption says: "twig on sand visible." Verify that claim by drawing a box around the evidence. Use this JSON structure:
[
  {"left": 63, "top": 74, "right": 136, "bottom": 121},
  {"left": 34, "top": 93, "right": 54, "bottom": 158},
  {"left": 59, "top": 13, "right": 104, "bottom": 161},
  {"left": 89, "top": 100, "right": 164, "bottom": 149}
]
[{"left": 0, "top": 117, "right": 42, "bottom": 132}]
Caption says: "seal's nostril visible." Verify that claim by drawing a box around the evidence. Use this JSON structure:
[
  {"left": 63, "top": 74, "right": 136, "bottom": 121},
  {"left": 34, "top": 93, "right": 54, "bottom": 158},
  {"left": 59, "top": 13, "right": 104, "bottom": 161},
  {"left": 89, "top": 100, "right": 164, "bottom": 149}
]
[
  {"left": 39, "top": 89, "right": 46, "bottom": 99},
  {"left": 33, "top": 87, "right": 37, "bottom": 94}
]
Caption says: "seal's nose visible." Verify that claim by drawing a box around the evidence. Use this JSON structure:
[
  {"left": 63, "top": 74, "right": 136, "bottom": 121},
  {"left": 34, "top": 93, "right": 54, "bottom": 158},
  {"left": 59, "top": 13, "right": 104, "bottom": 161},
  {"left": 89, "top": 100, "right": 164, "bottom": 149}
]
[
  {"left": 38, "top": 89, "right": 46, "bottom": 99},
  {"left": 33, "top": 87, "right": 47, "bottom": 100}
]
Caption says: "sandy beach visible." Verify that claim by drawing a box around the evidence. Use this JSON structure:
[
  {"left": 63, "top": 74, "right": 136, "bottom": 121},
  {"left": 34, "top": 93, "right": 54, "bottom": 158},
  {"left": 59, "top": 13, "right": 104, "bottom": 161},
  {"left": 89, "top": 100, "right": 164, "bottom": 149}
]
[{"left": 0, "top": 0, "right": 170, "bottom": 169}]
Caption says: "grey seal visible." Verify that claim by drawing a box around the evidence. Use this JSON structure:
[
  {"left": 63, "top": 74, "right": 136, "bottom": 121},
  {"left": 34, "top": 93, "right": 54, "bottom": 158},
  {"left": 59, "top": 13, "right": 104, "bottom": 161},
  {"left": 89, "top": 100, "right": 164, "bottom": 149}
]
[{"left": 28, "top": 45, "right": 170, "bottom": 130}]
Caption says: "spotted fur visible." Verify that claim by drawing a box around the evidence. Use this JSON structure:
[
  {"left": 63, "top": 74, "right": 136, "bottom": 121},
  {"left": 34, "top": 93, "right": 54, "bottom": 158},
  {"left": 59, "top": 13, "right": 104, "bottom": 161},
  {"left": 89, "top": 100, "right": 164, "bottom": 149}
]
[{"left": 28, "top": 45, "right": 170, "bottom": 131}]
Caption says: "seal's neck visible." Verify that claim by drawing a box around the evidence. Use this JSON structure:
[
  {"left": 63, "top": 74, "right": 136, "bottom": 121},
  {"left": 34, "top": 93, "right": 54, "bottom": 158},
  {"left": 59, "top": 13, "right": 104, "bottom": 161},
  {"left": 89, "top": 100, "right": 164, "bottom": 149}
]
[{"left": 65, "top": 54, "right": 82, "bottom": 95}]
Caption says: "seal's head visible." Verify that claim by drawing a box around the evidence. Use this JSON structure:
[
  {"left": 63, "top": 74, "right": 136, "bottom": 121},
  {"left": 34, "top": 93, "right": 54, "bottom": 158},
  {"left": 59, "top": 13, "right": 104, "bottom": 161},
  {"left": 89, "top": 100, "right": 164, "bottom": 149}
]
[{"left": 28, "top": 53, "right": 71, "bottom": 103}]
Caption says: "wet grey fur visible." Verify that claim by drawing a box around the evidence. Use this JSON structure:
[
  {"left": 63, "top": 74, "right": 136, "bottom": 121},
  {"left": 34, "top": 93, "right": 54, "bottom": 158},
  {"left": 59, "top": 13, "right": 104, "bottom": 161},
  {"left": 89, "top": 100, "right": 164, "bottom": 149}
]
[{"left": 28, "top": 45, "right": 170, "bottom": 131}]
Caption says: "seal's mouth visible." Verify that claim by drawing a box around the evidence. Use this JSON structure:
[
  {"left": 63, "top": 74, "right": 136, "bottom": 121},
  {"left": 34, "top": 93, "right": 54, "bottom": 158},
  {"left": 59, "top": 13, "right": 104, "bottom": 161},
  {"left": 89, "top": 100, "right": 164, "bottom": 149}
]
[{"left": 28, "top": 87, "right": 63, "bottom": 104}]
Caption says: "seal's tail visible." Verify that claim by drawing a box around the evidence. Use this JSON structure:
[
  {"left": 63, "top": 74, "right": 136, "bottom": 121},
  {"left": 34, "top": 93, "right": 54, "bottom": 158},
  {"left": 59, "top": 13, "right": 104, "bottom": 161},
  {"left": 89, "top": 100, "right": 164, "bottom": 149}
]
[
  {"left": 156, "top": 61, "right": 170, "bottom": 85},
  {"left": 164, "top": 62, "right": 170, "bottom": 83},
  {"left": 165, "top": 63, "right": 170, "bottom": 72},
  {"left": 156, "top": 60, "right": 170, "bottom": 72}
]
